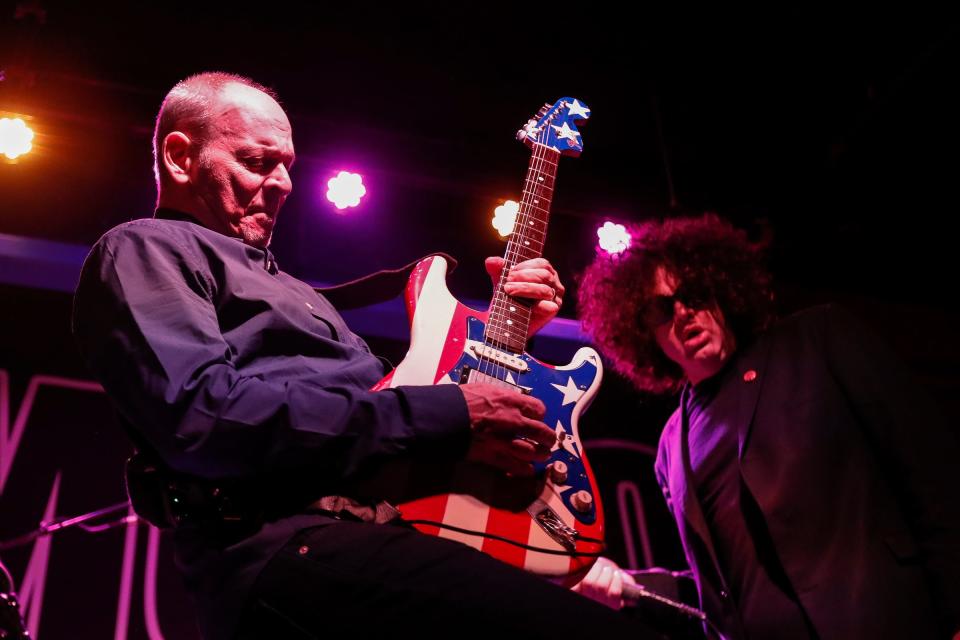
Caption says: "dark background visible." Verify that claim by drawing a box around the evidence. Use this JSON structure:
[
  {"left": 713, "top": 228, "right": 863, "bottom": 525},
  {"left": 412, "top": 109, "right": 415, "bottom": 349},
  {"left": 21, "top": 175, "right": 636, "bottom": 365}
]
[
  {"left": 3, "top": 4, "right": 957, "bottom": 429},
  {"left": 1, "top": 5, "right": 958, "bottom": 637}
]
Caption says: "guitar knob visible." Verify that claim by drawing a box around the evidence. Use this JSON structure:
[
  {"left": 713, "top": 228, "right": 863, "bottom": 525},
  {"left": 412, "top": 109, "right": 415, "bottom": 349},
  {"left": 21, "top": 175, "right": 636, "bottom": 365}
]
[
  {"left": 571, "top": 490, "right": 593, "bottom": 514},
  {"left": 548, "top": 460, "right": 568, "bottom": 484}
]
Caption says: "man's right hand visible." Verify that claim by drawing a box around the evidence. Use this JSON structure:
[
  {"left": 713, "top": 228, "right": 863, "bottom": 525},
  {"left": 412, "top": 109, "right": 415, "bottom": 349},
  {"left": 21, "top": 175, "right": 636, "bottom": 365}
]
[
  {"left": 459, "top": 384, "right": 555, "bottom": 476},
  {"left": 571, "top": 556, "right": 636, "bottom": 610}
]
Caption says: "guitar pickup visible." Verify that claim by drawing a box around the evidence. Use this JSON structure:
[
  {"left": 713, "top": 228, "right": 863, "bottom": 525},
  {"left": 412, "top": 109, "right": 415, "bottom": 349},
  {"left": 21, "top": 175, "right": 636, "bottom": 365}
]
[
  {"left": 460, "top": 367, "right": 531, "bottom": 394},
  {"left": 468, "top": 344, "right": 530, "bottom": 373}
]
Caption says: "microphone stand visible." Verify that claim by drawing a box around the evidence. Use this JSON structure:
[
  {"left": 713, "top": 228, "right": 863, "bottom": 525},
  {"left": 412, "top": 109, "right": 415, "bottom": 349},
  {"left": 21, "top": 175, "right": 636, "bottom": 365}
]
[
  {"left": 0, "top": 501, "right": 134, "bottom": 552},
  {"left": 0, "top": 501, "right": 137, "bottom": 640}
]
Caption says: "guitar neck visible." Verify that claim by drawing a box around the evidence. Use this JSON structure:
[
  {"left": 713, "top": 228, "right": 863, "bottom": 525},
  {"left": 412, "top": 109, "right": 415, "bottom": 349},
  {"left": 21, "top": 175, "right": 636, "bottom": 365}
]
[{"left": 485, "top": 143, "right": 561, "bottom": 353}]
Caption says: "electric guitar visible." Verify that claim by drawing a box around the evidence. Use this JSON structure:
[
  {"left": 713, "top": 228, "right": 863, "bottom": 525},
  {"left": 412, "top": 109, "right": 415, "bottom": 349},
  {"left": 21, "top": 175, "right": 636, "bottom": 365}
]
[{"left": 371, "top": 98, "right": 604, "bottom": 583}]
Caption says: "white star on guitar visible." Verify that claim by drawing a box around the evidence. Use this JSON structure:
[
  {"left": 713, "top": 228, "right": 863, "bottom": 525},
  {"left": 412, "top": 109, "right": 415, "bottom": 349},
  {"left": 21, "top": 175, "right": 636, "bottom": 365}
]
[
  {"left": 551, "top": 121, "right": 580, "bottom": 144},
  {"left": 566, "top": 99, "right": 591, "bottom": 119}
]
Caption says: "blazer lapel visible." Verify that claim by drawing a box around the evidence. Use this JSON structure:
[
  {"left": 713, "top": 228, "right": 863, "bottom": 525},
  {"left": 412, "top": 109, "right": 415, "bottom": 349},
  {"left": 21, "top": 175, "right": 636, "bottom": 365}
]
[{"left": 735, "top": 334, "right": 775, "bottom": 460}]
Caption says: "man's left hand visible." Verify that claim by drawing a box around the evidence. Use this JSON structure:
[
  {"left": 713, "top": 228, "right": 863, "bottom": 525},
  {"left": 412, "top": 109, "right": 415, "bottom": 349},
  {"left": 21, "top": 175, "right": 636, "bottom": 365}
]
[{"left": 485, "top": 257, "right": 565, "bottom": 337}]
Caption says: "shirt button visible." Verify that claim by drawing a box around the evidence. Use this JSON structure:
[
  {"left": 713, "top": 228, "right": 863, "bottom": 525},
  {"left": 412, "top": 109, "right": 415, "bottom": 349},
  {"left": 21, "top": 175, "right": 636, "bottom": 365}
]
[
  {"left": 720, "top": 590, "right": 729, "bottom": 599},
  {"left": 298, "top": 545, "right": 310, "bottom": 555}
]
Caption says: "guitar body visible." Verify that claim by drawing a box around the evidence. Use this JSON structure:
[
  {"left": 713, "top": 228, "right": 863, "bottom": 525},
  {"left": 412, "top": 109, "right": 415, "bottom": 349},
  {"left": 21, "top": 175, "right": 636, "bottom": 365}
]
[{"left": 372, "top": 255, "right": 605, "bottom": 582}]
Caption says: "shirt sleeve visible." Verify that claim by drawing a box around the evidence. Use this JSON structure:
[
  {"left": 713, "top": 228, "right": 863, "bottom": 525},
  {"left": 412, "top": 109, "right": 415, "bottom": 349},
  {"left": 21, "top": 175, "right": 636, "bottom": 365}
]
[
  {"left": 72, "top": 224, "right": 471, "bottom": 483},
  {"left": 819, "top": 305, "right": 960, "bottom": 634}
]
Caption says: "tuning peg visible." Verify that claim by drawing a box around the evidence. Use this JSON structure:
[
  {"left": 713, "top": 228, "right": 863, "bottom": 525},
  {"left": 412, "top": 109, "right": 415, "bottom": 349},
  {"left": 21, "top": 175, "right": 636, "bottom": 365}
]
[{"left": 516, "top": 119, "right": 539, "bottom": 141}]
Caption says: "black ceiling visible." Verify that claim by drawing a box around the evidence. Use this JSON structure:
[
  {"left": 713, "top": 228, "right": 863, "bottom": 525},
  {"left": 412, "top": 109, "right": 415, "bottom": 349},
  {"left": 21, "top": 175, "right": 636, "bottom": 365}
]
[{"left": 2, "top": 5, "right": 958, "bottom": 309}]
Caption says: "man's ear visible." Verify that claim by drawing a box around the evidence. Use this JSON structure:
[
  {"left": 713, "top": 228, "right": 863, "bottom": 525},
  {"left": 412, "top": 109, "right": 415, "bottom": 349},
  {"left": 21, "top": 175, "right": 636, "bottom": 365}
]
[{"left": 161, "top": 132, "right": 193, "bottom": 185}]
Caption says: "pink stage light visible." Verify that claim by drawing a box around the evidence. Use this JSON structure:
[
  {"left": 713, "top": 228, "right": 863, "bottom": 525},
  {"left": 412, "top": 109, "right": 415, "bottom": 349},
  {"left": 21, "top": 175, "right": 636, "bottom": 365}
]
[
  {"left": 326, "top": 171, "right": 366, "bottom": 210},
  {"left": 597, "top": 221, "right": 631, "bottom": 255}
]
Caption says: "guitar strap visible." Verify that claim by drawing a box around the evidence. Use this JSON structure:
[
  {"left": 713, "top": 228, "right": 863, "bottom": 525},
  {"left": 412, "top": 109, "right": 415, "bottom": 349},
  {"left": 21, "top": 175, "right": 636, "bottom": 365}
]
[{"left": 315, "top": 252, "right": 458, "bottom": 310}]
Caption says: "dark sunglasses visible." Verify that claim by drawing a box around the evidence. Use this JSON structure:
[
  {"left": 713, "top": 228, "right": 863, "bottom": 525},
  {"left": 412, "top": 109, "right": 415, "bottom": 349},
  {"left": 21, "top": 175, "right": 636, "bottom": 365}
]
[{"left": 640, "top": 282, "right": 713, "bottom": 326}]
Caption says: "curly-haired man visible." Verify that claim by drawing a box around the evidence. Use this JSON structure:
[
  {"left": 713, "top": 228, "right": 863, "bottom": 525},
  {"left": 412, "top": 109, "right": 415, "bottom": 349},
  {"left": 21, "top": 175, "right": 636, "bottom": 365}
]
[{"left": 577, "top": 214, "right": 960, "bottom": 639}]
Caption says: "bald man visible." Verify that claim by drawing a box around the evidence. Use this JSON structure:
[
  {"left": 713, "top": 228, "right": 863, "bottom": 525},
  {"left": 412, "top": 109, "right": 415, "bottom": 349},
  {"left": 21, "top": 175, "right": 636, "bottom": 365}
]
[{"left": 73, "top": 73, "right": 659, "bottom": 639}]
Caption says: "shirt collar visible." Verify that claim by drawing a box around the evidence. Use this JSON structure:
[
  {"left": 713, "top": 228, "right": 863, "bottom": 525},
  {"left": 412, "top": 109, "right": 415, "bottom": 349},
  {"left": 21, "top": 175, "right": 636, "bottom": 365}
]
[{"left": 154, "top": 207, "right": 279, "bottom": 274}]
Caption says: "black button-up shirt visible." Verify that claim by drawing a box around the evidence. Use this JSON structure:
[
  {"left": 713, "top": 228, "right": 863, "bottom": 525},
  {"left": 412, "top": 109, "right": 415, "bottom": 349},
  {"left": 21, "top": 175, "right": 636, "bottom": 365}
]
[{"left": 73, "top": 209, "right": 470, "bottom": 639}]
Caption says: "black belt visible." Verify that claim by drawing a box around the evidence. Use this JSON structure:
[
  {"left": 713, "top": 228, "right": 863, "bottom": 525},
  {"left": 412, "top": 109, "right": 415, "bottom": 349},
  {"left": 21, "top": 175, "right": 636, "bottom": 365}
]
[{"left": 125, "top": 452, "right": 398, "bottom": 544}]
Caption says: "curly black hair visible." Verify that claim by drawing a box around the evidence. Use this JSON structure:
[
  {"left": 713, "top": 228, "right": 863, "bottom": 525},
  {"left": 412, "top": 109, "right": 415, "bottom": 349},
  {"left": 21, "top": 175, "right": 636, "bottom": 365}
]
[{"left": 577, "top": 213, "right": 775, "bottom": 394}]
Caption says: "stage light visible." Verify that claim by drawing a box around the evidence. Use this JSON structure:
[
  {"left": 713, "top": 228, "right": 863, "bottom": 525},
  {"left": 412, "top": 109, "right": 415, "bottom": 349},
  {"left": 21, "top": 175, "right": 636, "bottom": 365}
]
[
  {"left": 0, "top": 117, "right": 34, "bottom": 160},
  {"left": 326, "top": 171, "right": 366, "bottom": 210},
  {"left": 597, "top": 221, "right": 631, "bottom": 255},
  {"left": 492, "top": 200, "right": 519, "bottom": 237}
]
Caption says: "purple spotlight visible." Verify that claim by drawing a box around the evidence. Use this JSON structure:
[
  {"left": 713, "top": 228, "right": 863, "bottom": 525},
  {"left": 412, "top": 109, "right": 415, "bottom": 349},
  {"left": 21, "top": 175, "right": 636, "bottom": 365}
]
[
  {"left": 597, "top": 221, "right": 631, "bottom": 255},
  {"left": 326, "top": 171, "right": 366, "bottom": 211}
]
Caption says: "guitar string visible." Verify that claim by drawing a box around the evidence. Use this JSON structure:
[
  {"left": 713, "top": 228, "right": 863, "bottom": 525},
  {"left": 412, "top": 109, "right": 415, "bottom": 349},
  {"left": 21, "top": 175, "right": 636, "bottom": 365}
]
[
  {"left": 451, "top": 107, "right": 600, "bottom": 564},
  {"left": 477, "top": 116, "right": 542, "bottom": 382},
  {"left": 509, "top": 133, "right": 554, "bottom": 389},
  {"left": 513, "top": 129, "right": 559, "bottom": 465},
  {"left": 491, "top": 137, "right": 540, "bottom": 384},
  {"left": 481, "top": 111, "right": 562, "bottom": 475},
  {"left": 502, "top": 130, "right": 551, "bottom": 372},
  {"left": 515, "top": 137, "right": 554, "bottom": 390},
  {"left": 508, "top": 138, "right": 547, "bottom": 388},
  {"left": 483, "top": 116, "right": 547, "bottom": 383}
]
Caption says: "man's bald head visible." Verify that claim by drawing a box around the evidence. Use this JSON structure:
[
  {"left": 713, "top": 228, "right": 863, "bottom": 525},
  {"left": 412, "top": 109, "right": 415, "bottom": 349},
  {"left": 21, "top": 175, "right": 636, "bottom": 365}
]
[
  {"left": 152, "top": 72, "right": 279, "bottom": 189},
  {"left": 152, "top": 72, "right": 294, "bottom": 248}
]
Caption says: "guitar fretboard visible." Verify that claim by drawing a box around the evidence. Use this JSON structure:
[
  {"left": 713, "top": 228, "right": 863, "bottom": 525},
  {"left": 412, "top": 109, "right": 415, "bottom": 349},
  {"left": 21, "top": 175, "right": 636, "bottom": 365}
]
[{"left": 485, "top": 143, "right": 561, "bottom": 353}]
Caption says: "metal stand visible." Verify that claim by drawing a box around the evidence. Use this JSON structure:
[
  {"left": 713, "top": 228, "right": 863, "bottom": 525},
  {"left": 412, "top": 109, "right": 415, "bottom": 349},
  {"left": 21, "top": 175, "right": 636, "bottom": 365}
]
[
  {"left": 0, "top": 501, "right": 136, "bottom": 639},
  {"left": 0, "top": 558, "right": 29, "bottom": 639},
  {"left": 0, "top": 501, "right": 133, "bottom": 552}
]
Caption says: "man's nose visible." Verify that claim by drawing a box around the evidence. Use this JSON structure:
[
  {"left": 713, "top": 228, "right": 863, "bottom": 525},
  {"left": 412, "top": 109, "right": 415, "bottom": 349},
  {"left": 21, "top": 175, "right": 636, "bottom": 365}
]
[
  {"left": 265, "top": 163, "right": 293, "bottom": 196},
  {"left": 674, "top": 299, "right": 694, "bottom": 321}
]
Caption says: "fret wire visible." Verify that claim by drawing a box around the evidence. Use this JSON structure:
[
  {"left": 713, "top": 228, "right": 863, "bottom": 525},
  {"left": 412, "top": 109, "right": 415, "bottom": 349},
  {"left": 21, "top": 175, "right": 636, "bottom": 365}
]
[{"left": 485, "top": 142, "right": 560, "bottom": 358}]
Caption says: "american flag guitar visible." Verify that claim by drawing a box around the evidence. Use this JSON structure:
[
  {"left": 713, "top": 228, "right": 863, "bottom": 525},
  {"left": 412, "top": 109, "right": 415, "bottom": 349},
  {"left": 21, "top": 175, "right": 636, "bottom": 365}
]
[{"left": 370, "top": 98, "right": 604, "bottom": 583}]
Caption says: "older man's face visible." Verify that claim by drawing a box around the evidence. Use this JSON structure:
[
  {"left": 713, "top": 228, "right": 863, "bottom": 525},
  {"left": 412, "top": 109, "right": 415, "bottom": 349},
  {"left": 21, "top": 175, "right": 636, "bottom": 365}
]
[{"left": 191, "top": 83, "right": 295, "bottom": 248}]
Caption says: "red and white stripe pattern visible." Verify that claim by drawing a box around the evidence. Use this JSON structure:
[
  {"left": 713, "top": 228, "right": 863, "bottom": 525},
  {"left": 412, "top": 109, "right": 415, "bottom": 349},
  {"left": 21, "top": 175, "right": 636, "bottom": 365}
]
[{"left": 374, "top": 256, "right": 605, "bottom": 582}]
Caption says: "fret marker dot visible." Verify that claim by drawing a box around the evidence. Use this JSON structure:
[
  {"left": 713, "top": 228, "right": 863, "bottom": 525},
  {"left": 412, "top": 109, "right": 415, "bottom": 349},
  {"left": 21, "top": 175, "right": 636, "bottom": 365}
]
[
  {"left": 507, "top": 320, "right": 513, "bottom": 325},
  {"left": 524, "top": 241, "right": 530, "bottom": 246},
  {"left": 509, "top": 306, "right": 516, "bottom": 312},
  {"left": 538, "top": 177, "right": 544, "bottom": 182}
]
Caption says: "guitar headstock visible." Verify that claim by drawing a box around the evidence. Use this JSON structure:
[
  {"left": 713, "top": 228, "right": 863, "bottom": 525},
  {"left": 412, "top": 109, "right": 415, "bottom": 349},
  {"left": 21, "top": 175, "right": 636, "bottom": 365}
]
[{"left": 516, "top": 97, "right": 590, "bottom": 157}]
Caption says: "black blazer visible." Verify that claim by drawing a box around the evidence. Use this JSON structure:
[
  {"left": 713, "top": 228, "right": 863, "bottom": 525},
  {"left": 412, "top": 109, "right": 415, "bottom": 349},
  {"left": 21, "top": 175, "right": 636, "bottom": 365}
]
[{"left": 655, "top": 305, "right": 960, "bottom": 639}]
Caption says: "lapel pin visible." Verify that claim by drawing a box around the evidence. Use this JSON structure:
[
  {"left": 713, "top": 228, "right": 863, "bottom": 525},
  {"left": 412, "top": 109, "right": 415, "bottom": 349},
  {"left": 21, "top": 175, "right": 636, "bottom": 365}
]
[{"left": 743, "top": 370, "right": 757, "bottom": 383}]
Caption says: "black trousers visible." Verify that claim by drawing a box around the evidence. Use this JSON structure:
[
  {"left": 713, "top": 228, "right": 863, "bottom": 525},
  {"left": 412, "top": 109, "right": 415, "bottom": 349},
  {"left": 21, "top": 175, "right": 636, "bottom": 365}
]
[{"left": 236, "top": 520, "right": 664, "bottom": 639}]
